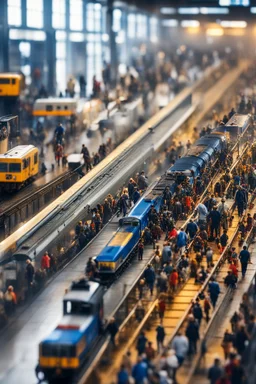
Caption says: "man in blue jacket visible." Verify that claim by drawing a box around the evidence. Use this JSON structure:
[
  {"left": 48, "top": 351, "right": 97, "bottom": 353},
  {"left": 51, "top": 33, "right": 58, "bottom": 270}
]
[
  {"left": 177, "top": 228, "right": 188, "bottom": 255},
  {"left": 186, "top": 219, "right": 198, "bottom": 239},
  {"left": 144, "top": 264, "right": 155, "bottom": 296},
  {"left": 132, "top": 357, "right": 148, "bottom": 384},
  {"left": 208, "top": 277, "right": 220, "bottom": 308}
]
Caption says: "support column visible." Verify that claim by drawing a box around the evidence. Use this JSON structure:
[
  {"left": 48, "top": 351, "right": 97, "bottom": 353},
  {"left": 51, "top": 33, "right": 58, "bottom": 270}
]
[
  {"left": 44, "top": 0, "right": 56, "bottom": 94},
  {"left": 107, "top": 0, "right": 117, "bottom": 86},
  {"left": 0, "top": 0, "right": 9, "bottom": 72}
]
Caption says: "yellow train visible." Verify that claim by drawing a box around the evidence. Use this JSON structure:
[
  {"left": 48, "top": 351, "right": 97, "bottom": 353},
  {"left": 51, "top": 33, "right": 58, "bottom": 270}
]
[
  {"left": 0, "top": 145, "right": 39, "bottom": 190},
  {"left": 0, "top": 73, "right": 24, "bottom": 97}
]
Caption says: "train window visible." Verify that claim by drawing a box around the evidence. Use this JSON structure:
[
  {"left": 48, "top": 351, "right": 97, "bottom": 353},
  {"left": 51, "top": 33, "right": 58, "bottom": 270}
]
[
  {"left": 46, "top": 105, "right": 53, "bottom": 111},
  {"left": 34, "top": 153, "right": 38, "bottom": 164},
  {"left": 9, "top": 163, "right": 21, "bottom": 172},
  {"left": 0, "top": 163, "right": 8, "bottom": 172},
  {"left": 57, "top": 106, "right": 61, "bottom": 110},
  {"left": 65, "top": 300, "right": 92, "bottom": 315},
  {"left": 64, "top": 106, "right": 68, "bottom": 110},
  {"left": 12, "top": 79, "right": 16, "bottom": 85},
  {"left": 27, "top": 158, "right": 30, "bottom": 167},
  {"left": 41, "top": 344, "right": 76, "bottom": 357},
  {"left": 22, "top": 159, "right": 28, "bottom": 169},
  {"left": 0, "top": 79, "right": 10, "bottom": 84}
]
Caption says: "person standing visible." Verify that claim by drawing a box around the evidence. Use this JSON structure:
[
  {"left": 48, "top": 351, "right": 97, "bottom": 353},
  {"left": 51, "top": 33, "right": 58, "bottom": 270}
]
[
  {"left": 138, "top": 239, "right": 144, "bottom": 261},
  {"left": 144, "top": 264, "right": 155, "bottom": 296},
  {"left": 208, "top": 358, "right": 224, "bottom": 384},
  {"left": 106, "top": 317, "right": 119, "bottom": 346},
  {"left": 208, "top": 277, "right": 220, "bottom": 308},
  {"left": 41, "top": 251, "right": 51, "bottom": 273},
  {"left": 26, "top": 259, "right": 35, "bottom": 291},
  {"left": 177, "top": 228, "right": 188, "bottom": 255},
  {"left": 239, "top": 245, "right": 251, "bottom": 278},
  {"left": 192, "top": 298, "right": 203, "bottom": 327},
  {"left": 156, "top": 324, "right": 166, "bottom": 353},
  {"left": 185, "top": 315, "right": 200, "bottom": 355}
]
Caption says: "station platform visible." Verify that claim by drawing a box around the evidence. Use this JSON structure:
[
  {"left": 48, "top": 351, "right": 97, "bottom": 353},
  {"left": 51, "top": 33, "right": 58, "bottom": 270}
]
[{"left": 0, "top": 61, "right": 248, "bottom": 384}]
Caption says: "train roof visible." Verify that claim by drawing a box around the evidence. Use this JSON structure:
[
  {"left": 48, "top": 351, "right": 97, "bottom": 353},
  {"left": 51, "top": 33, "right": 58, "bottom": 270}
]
[
  {"left": 0, "top": 115, "right": 18, "bottom": 123},
  {"left": 97, "top": 226, "right": 138, "bottom": 262},
  {"left": 0, "top": 73, "right": 22, "bottom": 79},
  {"left": 167, "top": 156, "right": 204, "bottom": 175},
  {"left": 42, "top": 327, "right": 84, "bottom": 345},
  {"left": 0, "top": 145, "right": 37, "bottom": 159},
  {"left": 128, "top": 196, "right": 156, "bottom": 219},
  {"left": 33, "top": 98, "right": 77, "bottom": 107},
  {"left": 196, "top": 135, "right": 224, "bottom": 149},
  {"left": 226, "top": 113, "right": 251, "bottom": 128},
  {"left": 64, "top": 280, "right": 100, "bottom": 303}
]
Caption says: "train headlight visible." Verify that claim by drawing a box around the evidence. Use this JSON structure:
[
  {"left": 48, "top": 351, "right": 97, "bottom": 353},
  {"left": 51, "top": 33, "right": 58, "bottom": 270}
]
[{"left": 13, "top": 176, "right": 16, "bottom": 180}]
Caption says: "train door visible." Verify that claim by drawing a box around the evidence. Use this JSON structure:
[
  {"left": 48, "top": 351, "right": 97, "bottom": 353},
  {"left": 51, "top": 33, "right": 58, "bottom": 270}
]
[{"left": 22, "top": 158, "right": 29, "bottom": 181}]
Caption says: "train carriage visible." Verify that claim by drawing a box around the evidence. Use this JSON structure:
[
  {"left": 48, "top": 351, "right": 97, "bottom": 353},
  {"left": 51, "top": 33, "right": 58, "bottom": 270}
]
[
  {"left": 0, "top": 145, "right": 39, "bottom": 190},
  {"left": 96, "top": 191, "right": 162, "bottom": 275},
  {"left": 39, "top": 279, "right": 104, "bottom": 381}
]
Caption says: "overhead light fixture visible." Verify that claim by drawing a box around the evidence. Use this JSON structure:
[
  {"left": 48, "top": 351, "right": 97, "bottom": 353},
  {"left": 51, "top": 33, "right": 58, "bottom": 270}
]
[
  {"left": 251, "top": 7, "right": 256, "bottom": 13},
  {"left": 178, "top": 7, "right": 199, "bottom": 15},
  {"left": 220, "top": 20, "right": 247, "bottom": 28},
  {"left": 162, "top": 19, "right": 178, "bottom": 27},
  {"left": 206, "top": 28, "right": 224, "bottom": 36},
  {"left": 200, "top": 7, "right": 229, "bottom": 14},
  {"left": 160, "top": 7, "right": 176, "bottom": 15},
  {"left": 219, "top": 0, "right": 249, "bottom": 6},
  {"left": 181, "top": 20, "right": 200, "bottom": 28}
]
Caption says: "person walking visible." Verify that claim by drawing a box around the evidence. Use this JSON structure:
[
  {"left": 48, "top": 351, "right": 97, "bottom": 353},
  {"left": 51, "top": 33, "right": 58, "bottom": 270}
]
[
  {"left": 171, "top": 332, "right": 189, "bottom": 366},
  {"left": 176, "top": 228, "right": 188, "bottom": 255},
  {"left": 193, "top": 298, "right": 203, "bottom": 327},
  {"left": 185, "top": 315, "right": 200, "bottom": 355},
  {"left": 208, "top": 277, "right": 220, "bottom": 308},
  {"left": 239, "top": 245, "right": 251, "bottom": 278},
  {"left": 136, "top": 332, "right": 148, "bottom": 356},
  {"left": 158, "top": 297, "right": 166, "bottom": 323}
]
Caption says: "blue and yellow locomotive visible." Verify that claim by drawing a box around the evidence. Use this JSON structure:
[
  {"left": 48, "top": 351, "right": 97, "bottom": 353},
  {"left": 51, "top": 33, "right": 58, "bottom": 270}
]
[
  {"left": 96, "top": 190, "right": 162, "bottom": 275},
  {"left": 38, "top": 279, "right": 104, "bottom": 381}
]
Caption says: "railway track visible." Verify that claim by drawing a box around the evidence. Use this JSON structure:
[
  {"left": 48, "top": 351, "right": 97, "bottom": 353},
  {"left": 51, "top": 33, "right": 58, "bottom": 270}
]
[{"left": 79, "top": 136, "right": 253, "bottom": 384}]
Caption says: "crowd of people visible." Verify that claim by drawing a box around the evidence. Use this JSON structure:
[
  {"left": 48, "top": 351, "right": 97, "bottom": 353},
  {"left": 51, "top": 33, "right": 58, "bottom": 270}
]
[{"left": 206, "top": 289, "right": 256, "bottom": 384}]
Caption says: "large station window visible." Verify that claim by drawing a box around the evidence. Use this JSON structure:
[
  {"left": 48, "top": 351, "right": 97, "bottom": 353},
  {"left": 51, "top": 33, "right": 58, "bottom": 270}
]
[
  {"left": 8, "top": 0, "right": 22, "bottom": 27},
  {"left": 27, "top": 0, "right": 44, "bottom": 29},
  {"left": 56, "top": 39, "right": 66, "bottom": 93},
  {"left": 70, "top": 0, "right": 83, "bottom": 31},
  {"left": 137, "top": 14, "right": 147, "bottom": 39},
  {"left": 52, "top": 0, "right": 66, "bottom": 29},
  {"left": 150, "top": 17, "right": 158, "bottom": 42},
  {"left": 86, "top": 3, "right": 102, "bottom": 32},
  {"left": 86, "top": 34, "right": 102, "bottom": 96},
  {"left": 127, "top": 14, "right": 136, "bottom": 39},
  {"left": 113, "top": 9, "right": 122, "bottom": 32}
]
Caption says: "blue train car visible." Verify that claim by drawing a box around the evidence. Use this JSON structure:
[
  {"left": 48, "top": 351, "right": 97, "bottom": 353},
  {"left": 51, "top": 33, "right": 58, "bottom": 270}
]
[
  {"left": 166, "top": 132, "right": 225, "bottom": 185},
  {"left": 96, "top": 192, "right": 162, "bottom": 275},
  {"left": 38, "top": 279, "right": 104, "bottom": 381}
]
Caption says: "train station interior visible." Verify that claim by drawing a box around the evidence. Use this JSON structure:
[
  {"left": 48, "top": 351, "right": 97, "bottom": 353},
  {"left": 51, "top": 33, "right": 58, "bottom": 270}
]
[{"left": 1, "top": 0, "right": 256, "bottom": 383}]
